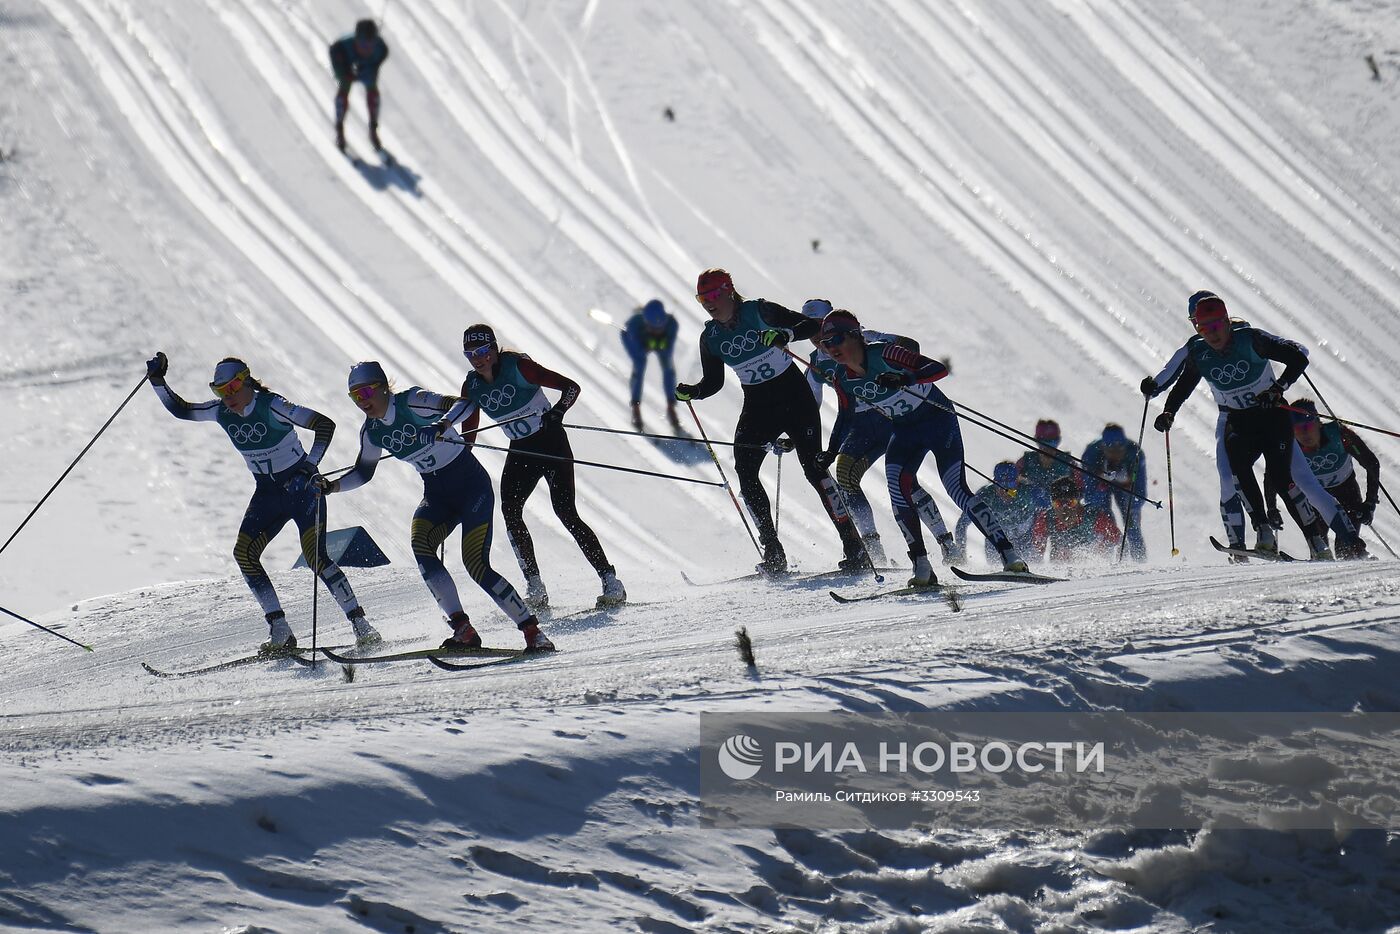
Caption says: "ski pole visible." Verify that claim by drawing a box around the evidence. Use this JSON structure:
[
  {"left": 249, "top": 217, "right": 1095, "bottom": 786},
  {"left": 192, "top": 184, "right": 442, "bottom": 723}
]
[
  {"left": 0, "top": 374, "right": 148, "bottom": 559},
  {"left": 1367, "top": 525, "right": 1398, "bottom": 559},
  {"left": 1166, "top": 429, "right": 1178, "bottom": 557},
  {"left": 1118, "top": 396, "right": 1150, "bottom": 562},
  {"left": 774, "top": 447, "right": 783, "bottom": 537},
  {"left": 686, "top": 401, "right": 763, "bottom": 557},
  {"left": 310, "top": 489, "right": 322, "bottom": 665},
  {"left": 559, "top": 421, "right": 768, "bottom": 449},
  {"left": 463, "top": 438, "right": 726, "bottom": 487},
  {"left": 0, "top": 603, "right": 93, "bottom": 651},
  {"left": 783, "top": 348, "right": 1158, "bottom": 507}
]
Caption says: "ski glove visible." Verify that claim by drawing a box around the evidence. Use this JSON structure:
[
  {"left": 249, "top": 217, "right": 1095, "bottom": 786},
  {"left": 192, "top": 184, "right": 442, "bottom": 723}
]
[
  {"left": 674, "top": 383, "right": 697, "bottom": 402},
  {"left": 1266, "top": 507, "right": 1285, "bottom": 530},
  {"left": 1139, "top": 376, "right": 1158, "bottom": 397},
  {"left": 146, "top": 351, "right": 168, "bottom": 382},
  {"left": 1153, "top": 411, "right": 1175, "bottom": 432},
  {"left": 1358, "top": 501, "right": 1377, "bottom": 525},
  {"left": 1256, "top": 383, "right": 1285, "bottom": 408},
  {"left": 423, "top": 419, "right": 452, "bottom": 442},
  {"left": 815, "top": 449, "right": 838, "bottom": 470},
  {"left": 313, "top": 474, "right": 338, "bottom": 495},
  {"left": 540, "top": 406, "right": 566, "bottom": 429},
  {"left": 765, "top": 438, "right": 795, "bottom": 456},
  {"left": 876, "top": 371, "right": 912, "bottom": 389},
  {"left": 759, "top": 328, "right": 790, "bottom": 348}
]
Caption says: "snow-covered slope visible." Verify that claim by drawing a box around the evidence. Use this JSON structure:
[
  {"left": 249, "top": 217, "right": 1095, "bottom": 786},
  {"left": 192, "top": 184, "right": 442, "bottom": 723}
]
[{"left": 2, "top": 0, "right": 1398, "bottom": 930}]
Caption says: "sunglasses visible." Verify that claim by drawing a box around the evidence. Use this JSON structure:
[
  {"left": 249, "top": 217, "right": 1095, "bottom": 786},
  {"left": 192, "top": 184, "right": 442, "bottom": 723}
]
[
  {"left": 695, "top": 286, "right": 729, "bottom": 304},
  {"left": 347, "top": 382, "right": 383, "bottom": 403},
  {"left": 819, "top": 330, "right": 856, "bottom": 349},
  {"left": 1195, "top": 317, "right": 1229, "bottom": 334},
  {"left": 210, "top": 368, "right": 250, "bottom": 399},
  {"left": 464, "top": 343, "right": 495, "bottom": 361}
]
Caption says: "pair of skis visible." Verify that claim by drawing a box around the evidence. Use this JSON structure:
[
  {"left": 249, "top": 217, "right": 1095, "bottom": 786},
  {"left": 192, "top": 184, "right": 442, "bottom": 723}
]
[
  {"left": 143, "top": 642, "right": 542, "bottom": 678},
  {"left": 828, "top": 566, "right": 1063, "bottom": 604}
]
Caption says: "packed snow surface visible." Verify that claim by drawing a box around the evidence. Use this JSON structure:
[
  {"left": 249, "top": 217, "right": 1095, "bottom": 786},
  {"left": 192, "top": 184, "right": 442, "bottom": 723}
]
[{"left": 2, "top": 0, "right": 1399, "bottom": 930}]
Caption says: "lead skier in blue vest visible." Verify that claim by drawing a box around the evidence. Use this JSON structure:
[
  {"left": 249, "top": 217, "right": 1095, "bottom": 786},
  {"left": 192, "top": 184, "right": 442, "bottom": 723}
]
[{"left": 146, "top": 353, "right": 380, "bottom": 654}]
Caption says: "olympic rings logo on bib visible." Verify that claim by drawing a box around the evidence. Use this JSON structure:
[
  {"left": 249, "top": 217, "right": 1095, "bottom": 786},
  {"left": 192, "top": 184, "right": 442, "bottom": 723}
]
[
  {"left": 1209, "top": 362, "right": 1252, "bottom": 385},
  {"left": 226, "top": 422, "right": 268, "bottom": 445},
  {"left": 720, "top": 331, "right": 761, "bottom": 357},
  {"left": 383, "top": 424, "right": 420, "bottom": 453},
  {"left": 1310, "top": 452, "right": 1341, "bottom": 472},
  {"left": 853, "top": 382, "right": 887, "bottom": 401},
  {"left": 481, "top": 385, "right": 517, "bottom": 411}
]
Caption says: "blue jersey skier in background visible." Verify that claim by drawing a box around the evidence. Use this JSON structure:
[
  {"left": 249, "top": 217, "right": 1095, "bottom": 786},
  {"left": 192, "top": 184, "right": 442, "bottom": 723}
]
[
  {"left": 621, "top": 299, "right": 680, "bottom": 432},
  {"left": 1081, "top": 423, "right": 1147, "bottom": 561},
  {"left": 329, "top": 19, "right": 389, "bottom": 152}
]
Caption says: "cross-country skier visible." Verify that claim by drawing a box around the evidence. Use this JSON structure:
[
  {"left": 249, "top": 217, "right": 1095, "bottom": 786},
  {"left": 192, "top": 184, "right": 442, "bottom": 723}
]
[
  {"left": 955, "top": 461, "right": 1042, "bottom": 565},
  {"left": 802, "top": 298, "right": 962, "bottom": 566},
  {"left": 1142, "top": 290, "right": 1301, "bottom": 553},
  {"left": 145, "top": 353, "right": 380, "bottom": 654},
  {"left": 1145, "top": 292, "right": 1367, "bottom": 558},
  {"left": 329, "top": 19, "right": 389, "bottom": 152},
  {"left": 622, "top": 299, "right": 680, "bottom": 432},
  {"left": 459, "top": 324, "right": 626, "bottom": 611},
  {"left": 818, "top": 310, "right": 1029, "bottom": 586},
  {"left": 1081, "top": 423, "right": 1147, "bottom": 561},
  {"left": 674, "top": 269, "right": 871, "bottom": 575},
  {"left": 1265, "top": 399, "right": 1381, "bottom": 559},
  {"left": 322, "top": 361, "right": 554, "bottom": 652},
  {"left": 1016, "top": 419, "right": 1078, "bottom": 509},
  {"left": 1032, "top": 476, "right": 1122, "bottom": 562}
]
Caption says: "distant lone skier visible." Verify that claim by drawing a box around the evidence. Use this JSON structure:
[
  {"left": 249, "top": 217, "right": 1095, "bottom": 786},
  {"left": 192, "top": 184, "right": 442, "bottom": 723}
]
[
  {"left": 330, "top": 19, "right": 389, "bottom": 152},
  {"left": 622, "top": 299, "right": 680, "bottom": 432}
]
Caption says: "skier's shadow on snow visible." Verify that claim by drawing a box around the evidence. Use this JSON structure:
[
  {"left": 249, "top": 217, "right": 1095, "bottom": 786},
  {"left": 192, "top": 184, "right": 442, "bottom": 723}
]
[
  {"left": 350, "top": 150, "right": 421, "bottom": 198},
  {"left": 647, "top": 434, "right": 710, "bottom": 466}
]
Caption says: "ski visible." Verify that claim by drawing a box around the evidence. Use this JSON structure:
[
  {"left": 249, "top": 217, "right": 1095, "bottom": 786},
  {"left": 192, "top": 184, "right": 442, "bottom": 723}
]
[
  {"left": 829, "top": 584, "right": 942, "bottom": 604},
  {"left": 950, "top": 566, "right": 1064, "bottom": 585},
  {"left": 786, "top": 566, "right": 901, "bottom": 586},
  {"left": 680, "top": 566, "right": 899, "bottom": 588},
  {"left": 1209, "top": 536, "right": 1295, "bottom": 562},
  {"left": 321, "top": 644, "right": 522, "bottom": 665},
  {"left": 427, "top": 652, "right": 545, "bottom": 672},
  {"left": 548, "top": 600, "right": 659, "bottom": 622},
  {"left": 141, "top": 644, "right": 352, "bottom": 679},
  {"left": 680, "top": 569, "right": 795, "bottom": 587}
]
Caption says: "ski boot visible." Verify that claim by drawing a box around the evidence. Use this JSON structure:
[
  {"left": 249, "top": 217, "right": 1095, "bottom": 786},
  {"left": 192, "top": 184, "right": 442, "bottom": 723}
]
[
  {"left": 1336, "top": 536, "right": 1369, "bottom": 561},
  {"left": 440, "top": 612, "right": 483, "bottom": 651},
  {"left": 368, "top": 122, "right": 382, "bottom": 152},
  {"left": 597, "top": 568, "right": 627, "bottom": 607},
  {"left": 999, "top": 544, "right": 1029, "bottom": 574},
  {"left": 521, "top": 619, "right": 556, "bottom": 653},
  {"left": 758, "top": 539, "right": 788, "bottom": 576},
  {"left": 861, "top": 531, "right": 888, "bottom": 567},
  {"left": 936, "top": 532, "right": 966, "bottom": 565},
  {"left": 523, "top": 574, "right": 550, "bottom": 611},
  {"left": 907, "top": 552, "right": 937, "bottom": 588},
  {"left": 837, "top": 522, "right": 873, "bottom": 572},
  {"left": 1254, "top": 522, "right": 1278, "bottom": 557},
  {"left": 631, "top": 402, "right": 644, "bottom": 432},
  {"left": 347, "top": 607, "right": 383, "bottom": 647},
  {"left": 258, "top": 611, "right": 298, "bottom": 657}
]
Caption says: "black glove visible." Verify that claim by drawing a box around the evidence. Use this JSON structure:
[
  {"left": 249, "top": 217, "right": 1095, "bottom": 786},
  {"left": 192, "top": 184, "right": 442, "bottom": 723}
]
[
  {"left": 423, "top": 419, "right": 451, "bottom": 442},
  {"left": 1154, "top": 411, "right": 1175, "bottom": 432},
  {"left": 1139, "top": 376, "right": 1158, "bottom": 398},
  {"left": 1358, "top": 501, "right": 1377, "bottom": 526},
  {"left": 1256, "top": 382, "right": 1285, "bottom": 408},
  {"left": 313, "top": 473, "right": 338, "bottom": 494},
  {"left": 815, "top": 449, "right": 838, "bottom": 470},
  {"left": 1265, "top": 507, "right": 1284, "bottom": 530},
  {"left": 675, "top": 383, "right": 697, "bottom": 402},
  {"left": 759, "top": 328, "right": 789, "bottom": 348},
  {"left": 541, "top": 407, "right": 566, "bottom": 429},
  {"left": 876, "top": 371, "right": 911, "bottom": 389},
  {"left": 146, "top": 351, "right": 168, "bottom": 382},
  {"left": 765, "top": 438, "right": 794, "bottom": 456}
]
